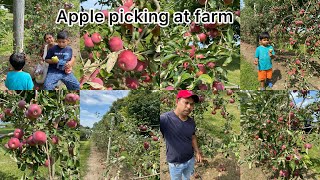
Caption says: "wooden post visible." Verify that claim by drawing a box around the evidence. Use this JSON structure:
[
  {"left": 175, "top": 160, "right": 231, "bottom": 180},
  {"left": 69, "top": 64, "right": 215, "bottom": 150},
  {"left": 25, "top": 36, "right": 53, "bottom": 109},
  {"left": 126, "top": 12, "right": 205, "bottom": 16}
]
[
  {"left": 106, "top": 116, "right": 114, "bottom": 164},
  {"left": 13, "top": 0, "right": 24, "bottom": 53}
]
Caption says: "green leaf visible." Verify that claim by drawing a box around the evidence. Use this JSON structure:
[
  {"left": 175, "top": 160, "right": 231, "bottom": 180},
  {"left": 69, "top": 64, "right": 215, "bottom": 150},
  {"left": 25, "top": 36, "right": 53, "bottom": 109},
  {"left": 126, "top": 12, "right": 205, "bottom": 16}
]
[
  {"left": 223, "top": 56, "right": 233, "bottom": 66},
  {"left": 162, "top": 54, "right": 178, "bottom": 62},
  {"left": 180, "top": 73, "right": 192, "bottom": 83},
  {"left": 289, "top": 161, "right": 296, "bottom": 171},
  {"left": 21, "top": 163, "right": 26, "bottom": 171},
  {"left": 198, "top": 74, "right": 213, "bottom": 84}
]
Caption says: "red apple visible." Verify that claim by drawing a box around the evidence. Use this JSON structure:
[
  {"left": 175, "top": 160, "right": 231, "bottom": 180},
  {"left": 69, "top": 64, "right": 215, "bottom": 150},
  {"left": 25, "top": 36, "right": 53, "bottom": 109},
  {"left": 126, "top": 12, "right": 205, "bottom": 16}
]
[
  {"left": 304, "top": 143, "right": 312, "bottom": 149},
  {"left": 143, "top": 141, "right": 150, "bottom": 150},
  {"left": 4, "top": 108, "right": 13, "bottom": 116},
  {"left": 165, "top": 86, "right": 174, "bottom": 90},
  {"left": 84, "top": 37, "right": 94, "bottom": 48},
  {"left": 123, "top": 0, "right": 133, "bottom": 8},
  {"left": 152, "top": 136, "right": 159, "bottom": 141},
  {"left": 197, "top": 33, "right": 207, "bottom": 42},
  {"left": 27, "top": 104, "right": 42, "bottom": 119},
  {"left": 27, "top": 136, "right": 36, "bottom": 146},
  {"left": 51, "top": 135, "right": 59, "bottom": 144},
  {"left": 67, "top": 120, "right": 78, "bottom": 128},
  {"left": 91, "top": 32, "right": 102, "bottom": 44},
  {"left": 14, "top": 129, "right": 24, "bottom": 139},
  {"left": 108, "top": 37, "right": 123, "bottom": 52},
  {"left": 117, "top": 50, "right": 138, "bottom": 71},
  {"left": 190, "top": 22, "right": 201, "bottom": 33},
  {"left": 229, "top": 98, "right": 235, "bottom": 103},
  {"left": 213, "top": 81, "right": 224, "bottom": 90},
  {"left": 223, "top": 0, "right": 233, "bottom": 5},
  {"left": 18, "top": 100, "right": 26, "bottom": 109},
  {"left": 33, "top": 131, "right": 47, "bottom": 145},
  {"left": 139, "top": 125, "right": 147, "bottom": 131},
  {"left": 65, "top": 93, "right": 80, "bottom": 104},
  {"left": 8, "top": 138, "right": 20, "bottom": 149},
  {"left": 101, "top": 10, "right": 109, "bottom": 18}
]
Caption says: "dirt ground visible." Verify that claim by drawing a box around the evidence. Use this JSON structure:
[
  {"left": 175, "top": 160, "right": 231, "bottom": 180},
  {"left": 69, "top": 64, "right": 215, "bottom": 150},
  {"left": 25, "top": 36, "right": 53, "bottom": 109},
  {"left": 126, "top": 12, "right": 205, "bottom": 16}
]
[
  {"left": 83, "top": 144, "right": 106, "bottom": 180},
  {"left": 241, "top": 42, "right": 320, "bottom": 90}
]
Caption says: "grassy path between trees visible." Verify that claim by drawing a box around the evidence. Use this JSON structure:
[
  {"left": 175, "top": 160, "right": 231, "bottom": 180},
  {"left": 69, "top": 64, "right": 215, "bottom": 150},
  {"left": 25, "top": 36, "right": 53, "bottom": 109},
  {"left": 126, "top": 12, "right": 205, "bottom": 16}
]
[{"left": 82, "top": 141, "right": 106, "bottom": 180}]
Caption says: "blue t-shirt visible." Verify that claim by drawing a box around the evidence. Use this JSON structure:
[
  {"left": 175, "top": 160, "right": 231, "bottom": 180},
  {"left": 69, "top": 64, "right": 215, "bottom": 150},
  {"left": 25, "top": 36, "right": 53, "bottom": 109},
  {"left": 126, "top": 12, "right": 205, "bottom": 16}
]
[
  {"left": 255, "top": 45, "right": 275, "bottom": 70},
  {"left": 160, "top": 111, "right": 196, "bottom": 163},
  {"left": 45, "top": 45, "right": 72, "bottom": 71},
  {"left": 5, "top": 71, "right": 34, "bottom": 90}
]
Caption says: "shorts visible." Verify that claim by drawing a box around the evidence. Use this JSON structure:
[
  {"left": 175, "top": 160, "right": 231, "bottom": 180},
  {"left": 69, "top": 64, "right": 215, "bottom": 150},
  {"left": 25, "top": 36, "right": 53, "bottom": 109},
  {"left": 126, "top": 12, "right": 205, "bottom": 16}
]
[
  {"left": 258, "top": 69, "right": 272, "bottom": 81},
  {"left": 168, "top": 157, "right": 195, "bottom": 180}
]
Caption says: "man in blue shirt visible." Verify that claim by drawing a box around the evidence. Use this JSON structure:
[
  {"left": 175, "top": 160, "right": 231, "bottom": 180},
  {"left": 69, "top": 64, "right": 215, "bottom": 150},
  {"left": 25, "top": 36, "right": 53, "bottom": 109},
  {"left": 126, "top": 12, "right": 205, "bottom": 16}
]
[
  {"left": 160, "top": 90, "right": 202, "bottom": 180},
  {"left": 5, "top": 53, "right": 34, "bottom": 90}
]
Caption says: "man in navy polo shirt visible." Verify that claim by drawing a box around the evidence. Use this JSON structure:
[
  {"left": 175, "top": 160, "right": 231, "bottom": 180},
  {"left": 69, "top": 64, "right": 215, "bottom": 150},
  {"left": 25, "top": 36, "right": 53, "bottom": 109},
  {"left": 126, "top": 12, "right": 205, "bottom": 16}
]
[{"left": 160, "top": 90, "right": 203, "bottom": 180}]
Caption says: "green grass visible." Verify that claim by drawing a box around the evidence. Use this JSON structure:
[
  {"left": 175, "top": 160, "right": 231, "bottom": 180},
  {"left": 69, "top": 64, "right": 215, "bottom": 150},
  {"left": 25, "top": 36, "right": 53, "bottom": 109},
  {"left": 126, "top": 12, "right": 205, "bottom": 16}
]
[
  {"left": 225, "top": 56, "right": 240, "bottom": 88},
  {"left": 80, "top": 140, "right": 91, "bottom": 179},
  {"left": 240, "top": 55, "right": 260, "bottom": 90},
  {"left": 73, "top": 58, "right": 82, "bottom": 80},
  {"left": 201, "top": 93, "right": 240, "bottom": 140},
  {"left": 0, "top": 147, "right": 23, "bottom": 179},
  {"left": 0, "top": 12, "right": 13, "bottom": 57},
  {"left": 309, "top": 145, "right": 320, "bottom": 178}
]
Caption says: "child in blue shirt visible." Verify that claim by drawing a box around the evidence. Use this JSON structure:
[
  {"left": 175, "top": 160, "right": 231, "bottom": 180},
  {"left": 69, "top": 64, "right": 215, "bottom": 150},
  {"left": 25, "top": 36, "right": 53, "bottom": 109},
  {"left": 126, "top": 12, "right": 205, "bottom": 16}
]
[
  {"left": 5, "top": 53, "right": 34, "bottom": 90},
  {"left": 44, "top": 31, "right": 80, "bottom": 90},
  {"left": 254, "top": 32, "right": 275, "bottom": 90}
]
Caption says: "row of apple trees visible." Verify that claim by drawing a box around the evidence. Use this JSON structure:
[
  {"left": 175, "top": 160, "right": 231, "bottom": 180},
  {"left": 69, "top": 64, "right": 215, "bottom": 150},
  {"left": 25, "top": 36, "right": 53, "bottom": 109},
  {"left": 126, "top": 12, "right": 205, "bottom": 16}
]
[
  {"left": 239, "top": 90, "right": 320, "bottom": 179},
  {"left": 91, "top": 90, "right": 160, "bottom": 179},
  {"left": 242, "top": 0, "right": 320, "bottom": 89}
]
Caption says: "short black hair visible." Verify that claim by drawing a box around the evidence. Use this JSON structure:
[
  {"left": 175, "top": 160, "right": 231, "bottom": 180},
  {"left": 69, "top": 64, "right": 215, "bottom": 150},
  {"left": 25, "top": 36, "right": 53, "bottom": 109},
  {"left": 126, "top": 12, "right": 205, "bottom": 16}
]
[
  {"left": 43, "top": 33, "right": 54, "bottom": 41},
  {"left": 259, "top": 32, "right": 270, "bottom": 40},
  {"left": 57, "top": 31, "right": 68, "bottom": 40},
  {"left": 9, "top": 53, "right": 25, "bottom": 71}
]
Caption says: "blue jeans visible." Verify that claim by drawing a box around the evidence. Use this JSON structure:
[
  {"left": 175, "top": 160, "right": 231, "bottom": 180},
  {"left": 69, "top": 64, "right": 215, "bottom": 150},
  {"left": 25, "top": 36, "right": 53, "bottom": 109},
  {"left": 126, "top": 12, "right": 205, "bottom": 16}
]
[
  {"left": 44, "top": 68, "right": 80, "bottom": 90},
  {"left": 168, "top": 157, "right": 195, "bottom": 180}
]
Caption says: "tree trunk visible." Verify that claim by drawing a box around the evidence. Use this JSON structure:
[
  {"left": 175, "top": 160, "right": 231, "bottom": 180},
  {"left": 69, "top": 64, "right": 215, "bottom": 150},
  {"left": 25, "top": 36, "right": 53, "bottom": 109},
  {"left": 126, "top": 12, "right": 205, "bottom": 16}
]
[{"left": 13, "top": 0, "right": 24, "bottom": 53}]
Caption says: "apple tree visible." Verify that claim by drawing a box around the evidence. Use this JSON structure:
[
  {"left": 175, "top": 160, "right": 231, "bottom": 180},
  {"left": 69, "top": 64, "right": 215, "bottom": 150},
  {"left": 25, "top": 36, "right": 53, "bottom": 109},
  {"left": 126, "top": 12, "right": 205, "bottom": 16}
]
[
  {"left": 160, "top": 0, "right": 240, "bottom": 90},
  {"left": 0, "top": 90, "right": 80, "bottom": 179},
  {"left": 239, "top": 90, "right": 320, "bottom": 179},
  {"left": 91, "top": 90, "right": 160, "bottom": 179},
  {"left": 79, "top": 0, "right": 160, "bottom": 90}
]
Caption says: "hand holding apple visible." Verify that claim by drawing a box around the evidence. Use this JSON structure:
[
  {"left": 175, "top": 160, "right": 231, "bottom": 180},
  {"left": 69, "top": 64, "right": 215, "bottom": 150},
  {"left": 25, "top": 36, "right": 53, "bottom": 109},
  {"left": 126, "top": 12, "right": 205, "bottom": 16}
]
[
  {"left": 269, "top": 49, "right": 273, "bottom": 57},
  {"left": 52, "top": 56, "right": 59, "bottom": 63}
]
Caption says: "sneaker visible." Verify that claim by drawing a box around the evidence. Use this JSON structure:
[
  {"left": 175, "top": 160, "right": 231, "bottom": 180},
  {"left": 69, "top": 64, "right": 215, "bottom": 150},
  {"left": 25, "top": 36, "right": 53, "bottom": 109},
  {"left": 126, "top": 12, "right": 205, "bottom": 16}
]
[{"left": 259, "top": 87, "right": 265, "bottom": 90}]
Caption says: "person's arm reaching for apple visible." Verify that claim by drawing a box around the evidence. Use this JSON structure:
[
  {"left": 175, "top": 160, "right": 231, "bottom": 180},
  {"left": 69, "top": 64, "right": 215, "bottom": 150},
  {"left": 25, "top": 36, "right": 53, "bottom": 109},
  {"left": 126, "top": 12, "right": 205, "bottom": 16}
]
[{"left": 192, "top": 135, "right": 203, "bottom": 163}]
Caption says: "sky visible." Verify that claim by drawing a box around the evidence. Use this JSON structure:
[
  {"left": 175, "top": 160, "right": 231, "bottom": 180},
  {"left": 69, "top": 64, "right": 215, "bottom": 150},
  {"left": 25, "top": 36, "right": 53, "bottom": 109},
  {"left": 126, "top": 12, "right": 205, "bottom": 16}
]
[
  {"left": 240, "top": 0, "right": 244, "bottom": 9},
  {"left": 80, "top": 90, "right": 129, "bottom": 128},
  {"left": 81, "top": 0, "right": 109, "bottom": 10},
  {"left": 291, "top": 91, "right": 318, "bottom": 108}
]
